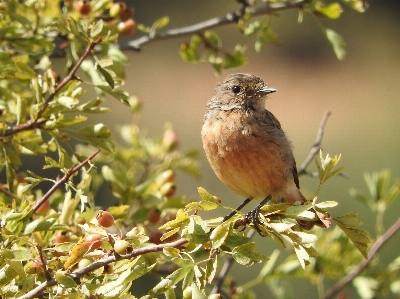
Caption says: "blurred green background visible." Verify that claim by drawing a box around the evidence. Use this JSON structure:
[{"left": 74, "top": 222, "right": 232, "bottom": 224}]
[{"left": 80, "top": 1, "right": 400, "bottom": 297}]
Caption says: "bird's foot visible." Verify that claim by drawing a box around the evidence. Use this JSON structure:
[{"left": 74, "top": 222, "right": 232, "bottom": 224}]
[{"left": 244, "top": 195, "right": 272, "bottom": 236}]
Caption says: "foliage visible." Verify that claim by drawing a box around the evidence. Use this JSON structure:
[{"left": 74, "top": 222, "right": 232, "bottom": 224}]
[{"left": 1, "top": 1, "right": 399, "bottom": 299}]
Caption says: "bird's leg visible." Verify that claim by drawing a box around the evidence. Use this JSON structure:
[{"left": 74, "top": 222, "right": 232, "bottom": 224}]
[
  {"left": 222, "top": 197, "right": 252, "bottom": 223},
  {"left": 245, "top": 195, "right": 272, "bottom": 235}
]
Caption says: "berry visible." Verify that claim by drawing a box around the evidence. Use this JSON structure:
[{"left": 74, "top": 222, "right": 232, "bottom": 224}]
[
  {"left": 84, "top": 234, "right": 103, "bottom": 250},
  {"left": 35, "top": 200, "right": 50, "bottom": 215},
  {"left": 76, "top": 0, "right": 91, "bottom": 15},
  {"left": 55, "top": 231, "right": 70, "bottom": 243},
  {"left": 148, "top": 209, "right": 161, "bottom": 224},
  {"left": 96, "top": 210, "right": 114, "bottom": 228},
  {"left": 160, "top": 182, "right": 176, "bottom": 198},
  {"left": 109, "top": 2, "right": 127, "bottom": 18},
  {"left": 117, "top": 19, "right": 136, "bottom": 35},
  {"left": 113, "top": 239, "right": 133, "bottom": 255}
]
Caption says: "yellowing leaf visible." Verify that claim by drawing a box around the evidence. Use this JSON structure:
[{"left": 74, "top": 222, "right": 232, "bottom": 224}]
[{"left": 64, "top": 241, "right": 93, "bottom": 270}]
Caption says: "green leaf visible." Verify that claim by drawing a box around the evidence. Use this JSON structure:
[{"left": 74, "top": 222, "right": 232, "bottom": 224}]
[
  {"left": 78, "top": 123, "right": 115, "bottom": 152},
  {"left": 222, "top": 45, "right": 247, "bottom": 69},
  {"left": 205, "top": 257, "right": 217, "bottom": 283},
  {"left": 184, "top": 201, "right": 220, "bottom": 212},
  {"left": 159, "top": 209, "right": 190, "bottom": 230},
  {"left": 333, "top": 213, "right": 371, "bottom": 259},
  {"left": 149, "top": 265, "right": 192, "bottom": 295},
  {"left": 315, "top": 2, "right": 343, "bottom": 19},
  {"left": 96, "top": 86, "right": 129, "bottom": 105},
  {"left": 57, "top": 96, "right": 79, "bottom": 109},
  {"left": 96, "top": 64, "right": 115, "bottom": 89},
  {"left": 210, "top": 224, "right": 229, "bottom": 249},
  {"left": 0, "top": 249, "right": 33, "bottom": 261},
  {"left": 342, "top": 0, "right": 366, "bottom": 12},
  {"left": 231, "top": 242, "right": 269, "bottom": 266},
  {"left": 55, "top": 273, "right": 78, "bottom": 288},
  {"left": 91, "top": 19, "right": 104, "bottom": 39},
  {"left": 179, "top": 43, "right": 199, "bottom": 63},
  {"left": 324, "top": 28, "right": 346, "bottom": 60},
  {"left": 314, "top": 201, "right": 338, "bottom": 209},
  {"left": 152, "top": 16, "right": 170, "bottom": 30}
]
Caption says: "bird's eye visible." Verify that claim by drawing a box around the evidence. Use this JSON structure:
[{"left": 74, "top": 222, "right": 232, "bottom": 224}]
[{"left": 231, "top": 86, "right": 241, "bottom": 94}]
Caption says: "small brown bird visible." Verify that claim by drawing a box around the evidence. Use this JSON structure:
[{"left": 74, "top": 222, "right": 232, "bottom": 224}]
[{"left": 201, "top": 73, "right": 316, "bottom": 230}]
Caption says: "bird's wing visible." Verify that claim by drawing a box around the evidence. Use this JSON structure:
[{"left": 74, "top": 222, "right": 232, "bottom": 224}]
[{"left": 263, "top": 109, "right": 301, "bottom": 189}]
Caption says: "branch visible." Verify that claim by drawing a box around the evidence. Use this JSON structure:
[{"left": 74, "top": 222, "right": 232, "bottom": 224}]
[
  {"left": 18, "top": 238, "right": 188, "bottom": 299},
  {"left": 323, "top": 217, "right": 400, "bottom": 299},
  {"left": 32, "top": 149, "right": 101, "bottom": 214},
  {"left": 298, "top": 110, "right": 331, "bottom": 176},
  {"left": 125, "top": 0, "right": 309, "bottom": 51},
  {"left": 1, "top": 37, "right": 103, "bottom": 138}
]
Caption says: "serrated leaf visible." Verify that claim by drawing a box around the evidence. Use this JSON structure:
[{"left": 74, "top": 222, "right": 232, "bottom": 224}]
[
  {"left": 232, "top": 242, "right": 269, "bottom": 266},
  {"left": 97, "top": 266, "right": 137, "bottom": 296},
  {"left": 333, "top": 213, "right": 371, "bottom": 259},
  {"left": 149, "top": 266, "right": 192, "bottom": 295},
  {"left": 205, "top": 257, "right": 217, "bottom": 283},
  {"left": 210, "top": 224, "right": 229, "bottom": 249},
  {"left": 294, "top": 245, "right": 310, "bottom": 270},
  {"left": 184, "top": 201, "right": 220, "bottom": 212},
  {"left": 159, "top": 209, "right": 190, "bottom": 230},
  {"left": 260, "top": 203, "right": 291, "bottom": 215}
]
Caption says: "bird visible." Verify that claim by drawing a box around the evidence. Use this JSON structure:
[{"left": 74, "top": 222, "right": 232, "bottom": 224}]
[{"left": 201, "top": 73, "right": 319, "bottom": 232}]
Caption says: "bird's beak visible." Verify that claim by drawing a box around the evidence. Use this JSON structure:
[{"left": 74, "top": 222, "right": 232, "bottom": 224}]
[{"left": 257, "top": 86, "right": 277, "bottom": 94}]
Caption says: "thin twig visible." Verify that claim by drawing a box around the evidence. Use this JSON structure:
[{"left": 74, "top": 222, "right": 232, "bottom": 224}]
[
  {"left": 32, "top": 149, "right": 101, "bottom": 214},
  {"left": 35, "top": 245, "right": 52, "bottom": 282},
  {"left": 211, "top": 230, "right": 255, "bottom": 296},
  {"left": 298, "top": 111, "right": 331, "bottom": 176},
  {"left": 18, "top": 238, "right": 188, "bottom": 299},
  {"left": 323, "top": 217, "right": 400, "bottom": 299},
  {"left": 1, "top": 37, "right": 103, "bottom": 138},
  {"left": 125, "top": 0, "right": 309, "bottom": 51}
]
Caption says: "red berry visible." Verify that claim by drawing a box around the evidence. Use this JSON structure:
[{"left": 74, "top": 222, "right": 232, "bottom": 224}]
[
  {"left": 117, "top": 19, "right": 136, "bottom": 35},
  {"left": 149, "top": 230, "right": 163, "bottom": 245},
  {"left": 55, "top": 231, "right": 70, "bottom": 243},
  {"left": 96, "top": 210, "right": 114, "bottom": 228},
  {"left": 84, "top": 234, "right": 103, "bottom": 250},
  {"left": 36, "top": 200, "right": 50, "bottom": 215},
  {"left": 148, "top": 209, "right": 161, "bottom": 224},
  {"left": 76, "top": 0, "right": 91, "bottom": 15},
  {"left": 160, "top": 182, "right": 176, "bottom": 198}
]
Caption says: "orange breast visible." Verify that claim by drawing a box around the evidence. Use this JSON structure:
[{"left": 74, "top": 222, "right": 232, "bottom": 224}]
[{"left": 202, "top": 111, "right": 299, "bottom": 202}]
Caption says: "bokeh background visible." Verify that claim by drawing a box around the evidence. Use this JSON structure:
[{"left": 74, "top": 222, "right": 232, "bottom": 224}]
[{"left": 80, "top": 0, "right": 400, "bottom": 297}]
